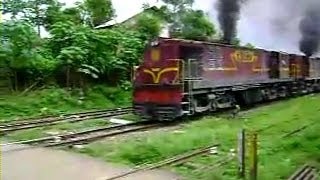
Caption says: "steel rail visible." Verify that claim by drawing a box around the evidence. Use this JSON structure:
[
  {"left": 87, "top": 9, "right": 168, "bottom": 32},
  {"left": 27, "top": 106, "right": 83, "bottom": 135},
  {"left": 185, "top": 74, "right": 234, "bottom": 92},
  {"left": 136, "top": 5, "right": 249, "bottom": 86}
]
[
  {"left": 1, "top": 121, "right": 155, "bottom": 147},
  {"left": 288, "top": 164, "right": 318, "bottom": 180},
  {"left": 0, "top": 107, "right": 132, "bottom": 133},
  {"left": 103, "top": 144, "right": 220, "bottom": 180},
  {"left": 282, "top": 121, "right": 317, "bottom": 139}
]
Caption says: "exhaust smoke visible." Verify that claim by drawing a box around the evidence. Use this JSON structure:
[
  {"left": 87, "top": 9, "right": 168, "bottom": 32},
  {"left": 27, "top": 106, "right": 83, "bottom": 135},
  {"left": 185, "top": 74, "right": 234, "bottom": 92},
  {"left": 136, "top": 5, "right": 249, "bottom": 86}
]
[
  {"left": 299, "top": 5, "right": 320, "bottom": 56},
  {"left": 216, "top": 0, "right": 242, "bottom": 44}
]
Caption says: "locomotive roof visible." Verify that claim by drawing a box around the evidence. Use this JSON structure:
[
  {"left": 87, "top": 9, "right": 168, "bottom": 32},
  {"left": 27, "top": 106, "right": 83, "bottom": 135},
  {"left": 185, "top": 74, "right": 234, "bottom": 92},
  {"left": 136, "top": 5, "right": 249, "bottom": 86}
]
[
  {"left": 157, "top": 37, "right": 267, "bottom": 52},
  {"left": 155, "top": 37, "right": 320, "bottom": 59}
]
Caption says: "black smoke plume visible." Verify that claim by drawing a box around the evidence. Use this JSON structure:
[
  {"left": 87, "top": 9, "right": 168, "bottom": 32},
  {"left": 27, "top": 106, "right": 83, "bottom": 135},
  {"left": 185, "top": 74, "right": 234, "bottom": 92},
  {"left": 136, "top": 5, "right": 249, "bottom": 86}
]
[
  {"left": 216, "top": 0, "right": 242, "bottom": 44},
  {"left": 299, "top": 6, "right": 320, "bottom": 56}
]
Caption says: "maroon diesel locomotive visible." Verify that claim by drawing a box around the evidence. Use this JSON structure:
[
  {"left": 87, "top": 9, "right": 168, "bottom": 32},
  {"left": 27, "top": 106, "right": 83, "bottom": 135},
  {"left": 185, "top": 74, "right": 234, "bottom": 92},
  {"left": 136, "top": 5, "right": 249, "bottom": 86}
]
[{"left": 133, "top": 38, "right": 320, "bottom": 121}]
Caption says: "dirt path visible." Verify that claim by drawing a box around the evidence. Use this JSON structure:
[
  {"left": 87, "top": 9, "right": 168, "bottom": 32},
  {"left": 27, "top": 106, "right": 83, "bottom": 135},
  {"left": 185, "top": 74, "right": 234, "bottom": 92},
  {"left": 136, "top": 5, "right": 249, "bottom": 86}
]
[{"left": 1, "top": 143, "right": 181, "bottom": 180}]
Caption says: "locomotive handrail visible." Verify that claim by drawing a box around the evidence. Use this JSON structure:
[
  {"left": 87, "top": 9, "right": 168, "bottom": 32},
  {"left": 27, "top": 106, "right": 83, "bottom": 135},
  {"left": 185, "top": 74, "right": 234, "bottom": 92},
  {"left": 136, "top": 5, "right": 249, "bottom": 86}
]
[
  {"left": 167, "top": 59, "right": 185, "bottom": 85},
  {"left": 131, "top": 66, "right": 139, "bottom": 82}
]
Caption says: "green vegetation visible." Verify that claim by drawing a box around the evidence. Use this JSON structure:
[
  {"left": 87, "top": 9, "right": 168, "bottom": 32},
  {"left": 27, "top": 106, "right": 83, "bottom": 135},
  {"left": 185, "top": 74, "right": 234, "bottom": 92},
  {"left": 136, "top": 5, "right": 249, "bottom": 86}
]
[
  {"left": 1, "top": 0, "right": 219, "bottom": 93},
  {"left": 0, "top": 85, "right": 131, "bottom": 121},
  {"left": 160, "top": 0, "right": 216, "bottom": 40},
  {"left": 244, "top": 42, "right": 255, "bottom": 49},
  {"left": 1, "top": 85, "right": 134, "bottom": 142},
  {"left": 84, "top": 0, "right": 114, "bottom": 27},
  {"left": 75, "top": 94, "right": 320, "bottom": 179},
  {"left": 179, "top": 10, "right": 216, "bottom": 41}
]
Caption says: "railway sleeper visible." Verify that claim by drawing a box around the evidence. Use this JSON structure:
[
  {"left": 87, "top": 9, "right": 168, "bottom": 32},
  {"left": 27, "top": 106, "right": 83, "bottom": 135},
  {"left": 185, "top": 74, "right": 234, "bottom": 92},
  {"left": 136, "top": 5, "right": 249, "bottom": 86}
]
[{"left": 288, "top": 164, "right": 318, "bottom": 180}]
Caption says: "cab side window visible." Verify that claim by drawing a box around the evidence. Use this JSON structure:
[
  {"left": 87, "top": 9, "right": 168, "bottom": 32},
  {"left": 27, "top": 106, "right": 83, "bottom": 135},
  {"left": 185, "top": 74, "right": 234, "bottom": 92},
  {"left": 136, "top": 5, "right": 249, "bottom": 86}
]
[{"left": 179, "top": 46, "right": 204, "bottom": 78}]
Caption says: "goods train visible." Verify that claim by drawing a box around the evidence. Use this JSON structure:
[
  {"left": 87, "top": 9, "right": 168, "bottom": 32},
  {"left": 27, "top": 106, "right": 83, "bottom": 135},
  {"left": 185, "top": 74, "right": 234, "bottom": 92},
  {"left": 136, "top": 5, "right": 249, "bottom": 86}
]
[{"left": 133, "top": 38, "right": 320, "bottom": 121}]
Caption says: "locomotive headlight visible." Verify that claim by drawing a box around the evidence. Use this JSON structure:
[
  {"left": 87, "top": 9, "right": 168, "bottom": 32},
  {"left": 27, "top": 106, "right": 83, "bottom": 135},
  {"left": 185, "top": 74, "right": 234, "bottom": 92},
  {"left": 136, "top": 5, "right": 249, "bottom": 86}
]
[{"left": 151, "top": 40, "right": 159, "bottom": 47}]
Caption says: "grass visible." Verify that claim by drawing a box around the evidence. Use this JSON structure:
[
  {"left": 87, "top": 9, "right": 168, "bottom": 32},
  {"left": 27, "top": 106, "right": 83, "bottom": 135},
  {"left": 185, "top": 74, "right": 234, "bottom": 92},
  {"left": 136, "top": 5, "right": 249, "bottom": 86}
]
[
  {"left": 0, "top": 85, "right": 133, "bottom": 143},
  {"left": 0, "top": 85, "right": 131, "bottom": 122},
  {"left": 116, "top": 114, "right": 140, "bottom": 121},
  {"left": 74, "top": 94, "right": 320, "bottom": 179}
]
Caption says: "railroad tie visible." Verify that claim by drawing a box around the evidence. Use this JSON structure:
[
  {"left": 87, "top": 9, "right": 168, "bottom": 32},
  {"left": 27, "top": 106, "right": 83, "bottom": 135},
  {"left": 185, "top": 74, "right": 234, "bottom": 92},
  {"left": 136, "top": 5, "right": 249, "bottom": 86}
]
[{"left": 288, "top": 164, "right": 319, "bottom": 180}]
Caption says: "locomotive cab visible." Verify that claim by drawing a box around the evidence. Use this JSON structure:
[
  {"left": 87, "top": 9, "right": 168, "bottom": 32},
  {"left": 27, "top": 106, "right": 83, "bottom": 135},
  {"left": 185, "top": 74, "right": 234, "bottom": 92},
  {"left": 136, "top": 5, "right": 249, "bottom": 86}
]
[{"left": 133, "top": 39, "right": 184, "bottom": 121}]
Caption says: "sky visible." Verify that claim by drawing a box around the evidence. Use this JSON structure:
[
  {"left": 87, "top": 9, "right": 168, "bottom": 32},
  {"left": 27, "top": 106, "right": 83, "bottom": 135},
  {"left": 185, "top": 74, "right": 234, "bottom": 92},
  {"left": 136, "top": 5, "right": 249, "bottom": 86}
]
[
  {"left": 63, "top": 0, "right": 213, "bottom": 24},
  {"left": 68, "top": 0, "right": 308, "bottom": 54},
  {"left": 3, "top": 0, "right": 316, "bottom": 55}
]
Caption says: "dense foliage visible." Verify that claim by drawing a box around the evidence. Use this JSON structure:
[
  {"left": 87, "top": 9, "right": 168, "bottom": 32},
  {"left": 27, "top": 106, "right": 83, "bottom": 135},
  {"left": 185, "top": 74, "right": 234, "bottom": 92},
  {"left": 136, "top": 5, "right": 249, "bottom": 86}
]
[
  {"left": 0, "top": 20, "right": 54, "bottom": 90},
  {"left": 0, "top": 19, "right": 144, "bottom": 90},
  {"left": 0, "top": 0, "right": 225, "bottom": 91},
  {"left": 84, "top": 0, "right": 114, "bottom": 27},
  {"left": 0, "top": 0, "right": 146, "bottom": 90},
  {"left": 179, "top": 10, "right": 216, "bottom": 40},
  {"left": 160, "top": 0, "right": 216, "bottom": 40}
]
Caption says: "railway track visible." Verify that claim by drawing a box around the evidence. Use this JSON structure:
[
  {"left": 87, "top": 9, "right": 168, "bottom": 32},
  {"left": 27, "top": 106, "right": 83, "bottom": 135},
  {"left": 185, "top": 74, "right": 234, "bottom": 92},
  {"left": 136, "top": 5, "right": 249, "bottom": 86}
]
[
  {"left": 281, "top": 121, "right": 317, "bottom": 139},
  {"left": 1, "top": 93, "right": 316, "bottom": 134},
  {"left": 288, "top": 164, "right": 318, "bottom": 180},
  {"left": 2, "top": 121, "right": 159, "bottom": 149},
  {"left": 0, "top": 107, "right": 132, "bottom": 134},
  {"left": 103, "top": 144, "right": 220, "bottom": 180}
]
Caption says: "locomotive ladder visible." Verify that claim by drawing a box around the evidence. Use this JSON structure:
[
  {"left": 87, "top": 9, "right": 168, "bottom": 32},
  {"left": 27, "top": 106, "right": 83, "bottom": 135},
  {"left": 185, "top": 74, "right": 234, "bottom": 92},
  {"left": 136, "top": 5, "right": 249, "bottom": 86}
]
[
  {"left": 184, "top": 78, "right": 194, "bottom": 115},
  {"left": 182, "top": 59, "right": 197, "bottom": 115}
]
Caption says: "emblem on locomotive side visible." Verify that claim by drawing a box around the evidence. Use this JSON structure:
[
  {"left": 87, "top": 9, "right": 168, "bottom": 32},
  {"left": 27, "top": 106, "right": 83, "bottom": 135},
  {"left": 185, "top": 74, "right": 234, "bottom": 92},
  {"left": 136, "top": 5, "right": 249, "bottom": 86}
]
[
  {"left": 231, "top": 50, "right": 258, "bottom": 63},
  {"left": 143, "top": 67, "right": 179, "bottom": 83}
]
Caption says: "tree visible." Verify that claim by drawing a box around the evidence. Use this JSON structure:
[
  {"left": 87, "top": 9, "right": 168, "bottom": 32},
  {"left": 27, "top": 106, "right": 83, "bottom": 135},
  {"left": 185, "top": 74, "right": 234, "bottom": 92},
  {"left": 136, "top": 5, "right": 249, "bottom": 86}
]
[
  {"left": 0, "top": 21, "right": 38, "bottom": 82},
  {"left": 48, "top": 20, "right": 145, "bottom": 86},
  {"left": 179, "top": 10, "right": 215, "bottom": 40},
  {"left": 162, "top": 0, "right": 193, "bottom": 36},
  {"left": 0, "top": 0, "right": 152, "bottom": 90},
  {"left": 44, "top": 1, "right": 83, "bottom": 30},
  {"left": 42, "top": 0, "right": 62, "bottom": 30},
  {"left": 244, "top": 43, "right": 255, "bottom": 49},
  {"left": 49, "top": 21, "right": 92, "bottom": 86},
  {"left": 2, "top": 0, "right": 57, "bottom": 35},
  {"left": 62, "top": 7, "right": 83, "bottom": 24},
  {"left": 83, "top": 0, "right": 115, "bottom": 27},
  {"left": 0, "top": 20, "right": 56, "bottom": 90},
  {"left": 135, "top": 13, "right": 162, "bottom": 41},
  {"left": 2, "top": 0, "right": 27, "bottom": 19},
  {"left": 145, "top": 5, "right": 171, "bottom": 23},
  {"left": 231, "top": 37, "right": 241, "bottom": 46},
  {"left": 162, "top": 0, "right": 194, "bottom": 13},
  {"left": 88, "top": 28, "right": 144, "bottom": 82},
  {"left": 161, "top": 0, "right": 216, "bottom": 40}
]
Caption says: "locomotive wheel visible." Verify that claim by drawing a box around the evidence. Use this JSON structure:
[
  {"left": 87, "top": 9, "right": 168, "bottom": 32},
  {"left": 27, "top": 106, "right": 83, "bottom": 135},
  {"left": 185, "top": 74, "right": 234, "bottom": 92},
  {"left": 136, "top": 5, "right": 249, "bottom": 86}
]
[{"left": 210, "top": 100, "right": 218, "bottom": 112}]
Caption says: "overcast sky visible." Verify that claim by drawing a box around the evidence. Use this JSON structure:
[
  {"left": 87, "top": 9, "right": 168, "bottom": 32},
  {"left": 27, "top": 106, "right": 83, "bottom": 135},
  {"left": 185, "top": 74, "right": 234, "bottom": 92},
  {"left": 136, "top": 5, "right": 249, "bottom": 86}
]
[
  {"left": 63, "top": 0, "right": 213, "bottom": 22},
  {"left": 4, "top": 0, "right": 313, "bottom": 54},
  {"left": 63, "top": 0, "right": 260, "bottom": 44},
  {"left": 72, "top": 0, "right": 306, "bottom": 54}
]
